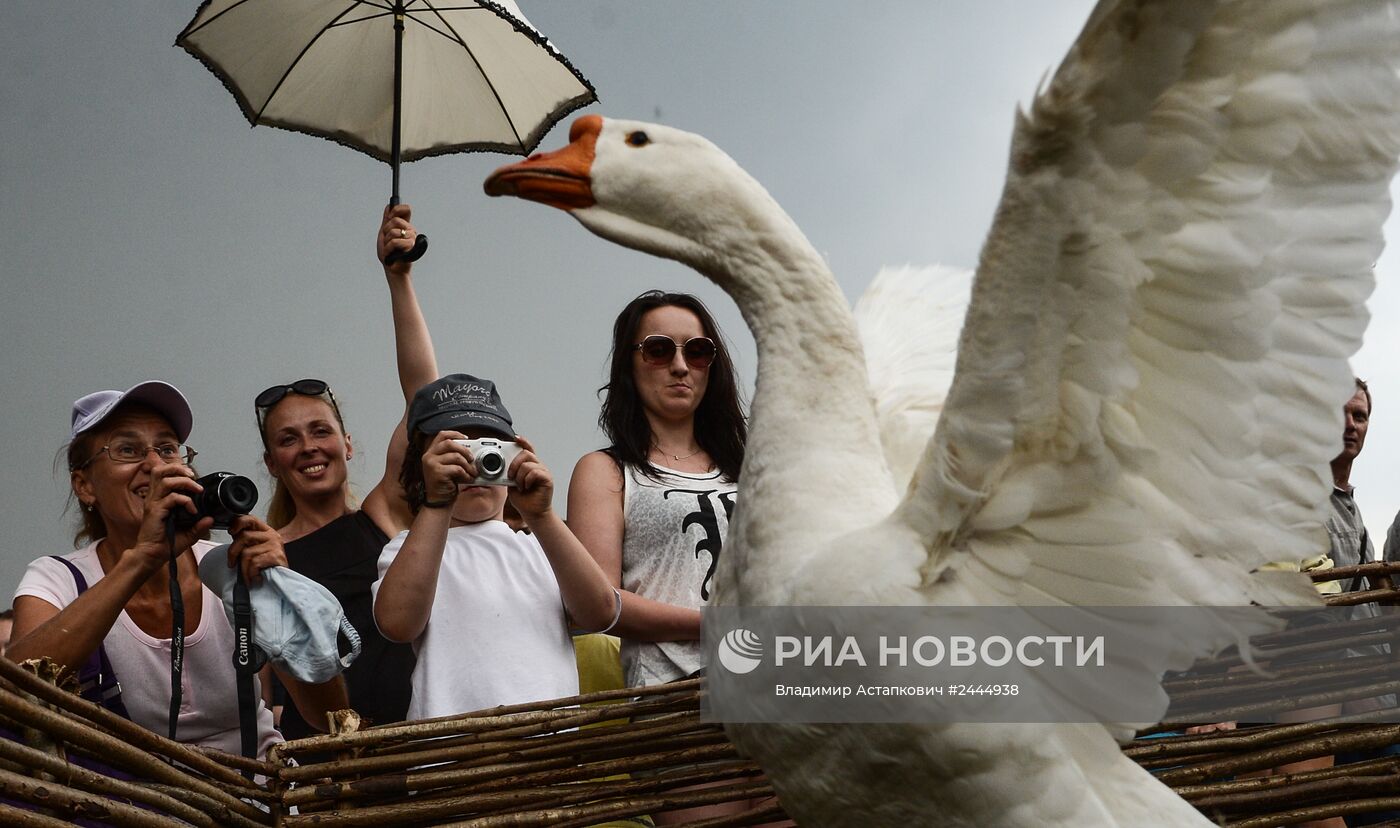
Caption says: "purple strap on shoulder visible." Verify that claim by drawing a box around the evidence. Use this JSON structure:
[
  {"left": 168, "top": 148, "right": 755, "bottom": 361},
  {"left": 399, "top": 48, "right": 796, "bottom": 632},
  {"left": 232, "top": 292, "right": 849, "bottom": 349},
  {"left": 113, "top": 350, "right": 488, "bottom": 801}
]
[{"left": 47, "top": 556, "right": 130, "bottom": 719}]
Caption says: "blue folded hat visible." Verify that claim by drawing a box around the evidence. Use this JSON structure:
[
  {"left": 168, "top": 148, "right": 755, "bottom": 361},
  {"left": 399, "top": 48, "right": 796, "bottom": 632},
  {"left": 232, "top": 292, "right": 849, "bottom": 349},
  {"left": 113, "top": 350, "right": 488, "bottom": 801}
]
[{"left": 198, "top": 547, "right": 361, "bottom": 683}]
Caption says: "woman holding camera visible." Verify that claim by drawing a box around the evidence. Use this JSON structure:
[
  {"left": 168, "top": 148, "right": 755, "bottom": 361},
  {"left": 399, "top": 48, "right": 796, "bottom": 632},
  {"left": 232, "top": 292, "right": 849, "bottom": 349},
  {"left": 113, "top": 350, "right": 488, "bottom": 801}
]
[
  {"left": 9, "top": 381, "right": 346, "bottom": 757},
  {"left": 253, "top": 204, "right": 433, "bottom": 740},
  {"left": 567, "top": 292, "right": 747, "bottom": 690}
]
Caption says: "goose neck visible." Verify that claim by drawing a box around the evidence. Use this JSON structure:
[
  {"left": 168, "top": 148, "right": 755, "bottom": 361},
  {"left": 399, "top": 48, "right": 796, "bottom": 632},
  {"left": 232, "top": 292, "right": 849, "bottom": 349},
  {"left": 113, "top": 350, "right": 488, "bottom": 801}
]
[{"left": 712, "top": 237, "right": 892, "bottom": 513}]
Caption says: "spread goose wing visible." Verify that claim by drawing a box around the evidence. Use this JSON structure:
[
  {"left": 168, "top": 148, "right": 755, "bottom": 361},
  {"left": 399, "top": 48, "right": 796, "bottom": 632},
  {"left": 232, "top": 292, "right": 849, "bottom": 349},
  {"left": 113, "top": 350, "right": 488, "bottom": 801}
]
[
  {"left": 855, "top": 264, "right": 973, "bottom": 492},
  {"left": 901, "top": 0, "right": 1400, "bottom": 634}
]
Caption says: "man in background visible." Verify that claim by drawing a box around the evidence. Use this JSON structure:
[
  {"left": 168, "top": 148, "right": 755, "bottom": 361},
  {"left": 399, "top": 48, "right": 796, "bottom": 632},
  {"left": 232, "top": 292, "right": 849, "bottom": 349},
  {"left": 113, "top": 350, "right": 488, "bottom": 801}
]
[
  {"left": 0, "top": 608, "right": 12, "bottom": 657},
  {"left": 1329, "top": 378, "right": 1376, "bottom": 582}
]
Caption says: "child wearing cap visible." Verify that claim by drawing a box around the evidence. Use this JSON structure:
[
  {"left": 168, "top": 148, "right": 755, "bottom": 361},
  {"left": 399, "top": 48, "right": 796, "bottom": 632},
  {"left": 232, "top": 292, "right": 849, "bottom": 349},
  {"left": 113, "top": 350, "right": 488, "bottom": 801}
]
[{"left": 371, "top": 374, "right": 621, "bottom": 717}]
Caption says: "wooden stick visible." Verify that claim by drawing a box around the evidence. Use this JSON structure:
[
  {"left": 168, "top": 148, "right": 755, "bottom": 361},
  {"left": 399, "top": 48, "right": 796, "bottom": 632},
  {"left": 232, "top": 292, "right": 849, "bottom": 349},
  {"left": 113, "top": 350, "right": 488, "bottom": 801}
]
[
  {"left": 0, "top": 733, "right": 263, "bottom": 828},
  {"left": 287, "top": 741, "right": 741, "bottom": 812},
  {"left": 1228, "top": 796, "right": 1400, "bottom": 828},
  {"left": 409, "top": 734, "right": 738, "bottom": 808},
  {"left": 282, "top": 712, "right": 719, "bottom": 788},
  {"left": 0, "top": 657, "right": 261, "bottom": 788},
  {"left": 1130, "top": 720, "right": 1379, "bottom": 760},
  {"left": 1162, "top": 662, "right": 1400, "bottom": 715},
  {"left": 1135, "top": 699, "right": 1400, "bottom": 741},
  {"left": 284, "top": 730, "right": 734, "bottom": 808},
  {"left": 662, "top": 802, "right": 787, "bottom": 828},
  {"left": 1163, "top": 649, "right": 1397, "bottom": 694},
  {"left": 361, "top": 697, "right": 702, "bottom": 765},
  {"left": 1311, "top": 561, "right": 1400, "bottom": 582},
  {"left": 280, "top": 744, "right": 746, "bottom": 825},
  {"left": 1154, "top": 724, "right": 1400, "bottom": 784},
  {"left": 289, "top": 762, "right": 763, "bottom": 825},
  {"left": 1160, "top": 678, "right": 1400, "bottom": 725},
  {"left": 359, "top": 679, "right": 703, "bottom": 732},
  {"left": 277, "top": 692, "right": 700, "bottom": 760},
  {"left": 0, "top": 680, "right": 270, "bottom": 822},
  {"left": 1182, "top": 615, "right": 1400, "bottom": 671},
  {"left": 274, "top": 681, "right": 703, "bottom": 759},
  {"left": 432, "top": 780, "right": 775, "bottom": 828},
  {"left": 282, "top": 727, "right": 731, "bottom": 806},
  {"left": 1188, "top": 773, "right": 1400, "bottom": 813},
  {"left": 279, "top": 702, "right": 702, "bottom": 782},
  {"left": 191, "top": 743, "right": 275, "bottom": 776},
  {"left": 1172, "top": 755, "right": 1400, "bottom": 799},
  {"left": 0, "top": 764, "right": 197, "bottom": 827},
  {"left": 362, "top": 700, "right": 702, "bottom": 762},
  {"left": 0, "top": 803, "right": 84, "bottom": 828}
]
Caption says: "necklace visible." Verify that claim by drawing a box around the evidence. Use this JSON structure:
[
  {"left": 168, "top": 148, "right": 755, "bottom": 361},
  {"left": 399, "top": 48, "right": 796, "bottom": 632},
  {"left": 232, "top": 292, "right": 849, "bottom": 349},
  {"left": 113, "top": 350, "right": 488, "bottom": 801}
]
[{"left": 655, "top": 445, "right": 703, "bottom": 462}]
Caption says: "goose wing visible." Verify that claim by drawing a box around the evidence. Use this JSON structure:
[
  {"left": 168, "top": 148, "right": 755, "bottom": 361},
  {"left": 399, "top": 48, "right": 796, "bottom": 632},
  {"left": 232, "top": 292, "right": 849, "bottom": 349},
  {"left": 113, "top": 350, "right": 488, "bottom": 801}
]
[
  {"left": 904, "top": 0, "right": 1400, "bottom": 624},
  {"left": 855, "top": 264, "right": 973, "bottom": 492}
]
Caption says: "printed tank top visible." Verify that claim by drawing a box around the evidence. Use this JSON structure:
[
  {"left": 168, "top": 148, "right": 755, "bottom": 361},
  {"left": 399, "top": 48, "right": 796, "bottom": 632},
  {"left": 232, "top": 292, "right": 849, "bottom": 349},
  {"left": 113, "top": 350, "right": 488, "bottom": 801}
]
[{"left": 620, "top": 461, "right": 737, "bottom": 687}]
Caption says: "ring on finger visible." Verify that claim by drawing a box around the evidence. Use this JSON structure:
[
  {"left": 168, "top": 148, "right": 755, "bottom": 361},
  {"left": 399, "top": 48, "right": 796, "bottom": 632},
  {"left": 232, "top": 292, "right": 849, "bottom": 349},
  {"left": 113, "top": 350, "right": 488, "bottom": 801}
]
[{"left": 398, "top": 228, "right": 407, "bottom": 238}]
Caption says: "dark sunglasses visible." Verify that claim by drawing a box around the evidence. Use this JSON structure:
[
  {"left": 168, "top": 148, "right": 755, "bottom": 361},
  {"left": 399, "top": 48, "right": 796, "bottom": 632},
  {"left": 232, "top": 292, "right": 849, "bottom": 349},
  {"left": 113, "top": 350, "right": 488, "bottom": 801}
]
[
  {"left": 255, "top": 379, "right": 342, "bottom": 429},
  {"left": 633, "top": 335, "right": 718, "bottom": 368}
]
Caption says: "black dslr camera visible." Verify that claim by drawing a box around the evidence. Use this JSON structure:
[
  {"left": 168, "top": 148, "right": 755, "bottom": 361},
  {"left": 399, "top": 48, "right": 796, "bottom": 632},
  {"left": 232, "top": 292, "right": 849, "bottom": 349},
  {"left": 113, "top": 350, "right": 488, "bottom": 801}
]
[{"left": 173, "top": 472, "right": 259, "bottom": 529}]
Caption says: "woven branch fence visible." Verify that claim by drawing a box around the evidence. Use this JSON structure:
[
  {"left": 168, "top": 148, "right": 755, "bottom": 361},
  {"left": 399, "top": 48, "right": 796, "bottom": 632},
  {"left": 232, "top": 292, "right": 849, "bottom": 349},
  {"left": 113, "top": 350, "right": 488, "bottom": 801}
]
[{"left": 3, "top": 561, "right": 1400, "bottom": 826}]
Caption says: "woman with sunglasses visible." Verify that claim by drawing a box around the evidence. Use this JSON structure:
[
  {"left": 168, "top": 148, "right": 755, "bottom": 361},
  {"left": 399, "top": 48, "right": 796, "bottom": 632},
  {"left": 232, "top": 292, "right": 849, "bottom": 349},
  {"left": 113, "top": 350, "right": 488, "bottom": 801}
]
[
  {"left": 567, "top": 291, "right": 747, "bottom": 692},
  {"left": 9, "top": 381, "right": 347, "bottom": 757},
  {"left": 253, "top": 205, "right": 434, "bottom": 740}
]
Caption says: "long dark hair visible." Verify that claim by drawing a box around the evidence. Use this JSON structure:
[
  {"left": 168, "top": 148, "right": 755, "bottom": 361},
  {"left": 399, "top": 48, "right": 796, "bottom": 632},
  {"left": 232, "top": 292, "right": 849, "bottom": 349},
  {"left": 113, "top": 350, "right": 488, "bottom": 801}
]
[
  {"left": 599, "top": 291, "right": 747, "bottom": 482},
  {"left": 398, "top": 430, "right": 432, "bottom": 515}
]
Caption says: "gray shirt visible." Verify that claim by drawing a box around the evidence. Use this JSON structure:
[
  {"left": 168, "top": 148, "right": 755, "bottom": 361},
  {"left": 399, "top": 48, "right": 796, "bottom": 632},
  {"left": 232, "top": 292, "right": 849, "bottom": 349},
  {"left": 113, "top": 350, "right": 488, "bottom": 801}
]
[
  {"left": 1384, "top": 507, "right": 1400, "bottom": 563},
  {"left": 1327, "top": 487, "right": 1376, "bottom": 592},
  {"left": 1327, "top": 488, "right": 1396, "bottom": 710}
]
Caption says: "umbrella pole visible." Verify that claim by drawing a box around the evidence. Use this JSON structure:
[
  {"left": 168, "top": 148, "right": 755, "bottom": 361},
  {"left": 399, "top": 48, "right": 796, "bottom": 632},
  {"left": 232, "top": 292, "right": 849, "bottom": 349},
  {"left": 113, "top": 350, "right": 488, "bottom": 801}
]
[{"left": 386, "top": 0, "right": 428, "bottom": 264}]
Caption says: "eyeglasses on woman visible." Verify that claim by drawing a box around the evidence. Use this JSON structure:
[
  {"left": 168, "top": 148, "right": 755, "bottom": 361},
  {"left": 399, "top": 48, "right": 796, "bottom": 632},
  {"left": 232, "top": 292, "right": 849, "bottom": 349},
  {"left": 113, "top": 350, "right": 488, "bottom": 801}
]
[{"left": 75, "top": 442, "right": 197, "bottom": 470}]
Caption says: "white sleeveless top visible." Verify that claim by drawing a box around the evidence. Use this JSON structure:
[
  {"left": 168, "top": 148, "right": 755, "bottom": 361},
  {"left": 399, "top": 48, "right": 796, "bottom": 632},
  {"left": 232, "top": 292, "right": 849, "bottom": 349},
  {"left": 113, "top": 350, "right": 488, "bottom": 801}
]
[
  {"left": 620, "top": 462, "right": 737, "bottom": 687},
  {"left": 15, "top": 541, "right": 281, "bottom": 757}
]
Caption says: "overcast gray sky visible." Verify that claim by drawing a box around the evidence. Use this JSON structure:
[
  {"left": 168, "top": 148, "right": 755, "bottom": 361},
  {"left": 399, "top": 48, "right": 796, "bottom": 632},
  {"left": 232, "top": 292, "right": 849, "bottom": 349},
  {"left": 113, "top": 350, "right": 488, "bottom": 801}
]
[{"left": 4, "top": 1, "right": 1400, "bottom": 599}]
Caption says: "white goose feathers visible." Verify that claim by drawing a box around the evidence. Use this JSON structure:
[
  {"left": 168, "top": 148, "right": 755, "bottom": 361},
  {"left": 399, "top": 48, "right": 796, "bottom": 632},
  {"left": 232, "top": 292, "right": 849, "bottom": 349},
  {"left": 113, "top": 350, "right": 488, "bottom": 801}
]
[{"left": 486, "top": 0, "right": 1400, "bottom": 824}]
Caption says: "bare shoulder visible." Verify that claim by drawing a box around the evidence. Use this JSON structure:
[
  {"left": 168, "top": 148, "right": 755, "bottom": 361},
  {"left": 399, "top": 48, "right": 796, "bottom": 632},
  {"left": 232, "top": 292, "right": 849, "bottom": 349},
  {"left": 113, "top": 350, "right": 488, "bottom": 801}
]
[{"left": 570, "top": 450, "right": 624, "bottom": 496}]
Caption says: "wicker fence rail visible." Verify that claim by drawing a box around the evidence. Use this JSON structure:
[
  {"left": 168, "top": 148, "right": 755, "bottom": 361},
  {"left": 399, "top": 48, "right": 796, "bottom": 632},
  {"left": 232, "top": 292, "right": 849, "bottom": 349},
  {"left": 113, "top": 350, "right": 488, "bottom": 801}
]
[{"left": 3, "top": 562, "right": 1400, "bottom": 826}]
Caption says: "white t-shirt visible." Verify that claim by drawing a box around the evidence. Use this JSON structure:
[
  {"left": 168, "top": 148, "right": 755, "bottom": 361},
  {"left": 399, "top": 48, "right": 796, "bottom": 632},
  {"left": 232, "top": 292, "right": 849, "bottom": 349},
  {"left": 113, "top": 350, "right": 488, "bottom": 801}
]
[
  {"left": 372, "top": 520, "right": 578, "bottom": 719},
  {"left": 15, "top": 541, "right": 281, "bottom": 758}
]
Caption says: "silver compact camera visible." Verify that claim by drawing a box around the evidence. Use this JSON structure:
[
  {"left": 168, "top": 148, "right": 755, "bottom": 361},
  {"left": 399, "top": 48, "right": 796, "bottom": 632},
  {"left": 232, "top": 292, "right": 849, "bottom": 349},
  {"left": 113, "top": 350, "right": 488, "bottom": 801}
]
[{"left": 454, "top": 438, "right": 523, "bottom": 487}]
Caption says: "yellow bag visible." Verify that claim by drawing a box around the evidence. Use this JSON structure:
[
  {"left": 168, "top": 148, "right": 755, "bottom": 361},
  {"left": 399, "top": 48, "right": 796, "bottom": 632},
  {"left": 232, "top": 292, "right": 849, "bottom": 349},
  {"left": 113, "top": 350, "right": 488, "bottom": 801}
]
[{"left": 1259, "top": 554, "right": 1343, "bottom": 595}]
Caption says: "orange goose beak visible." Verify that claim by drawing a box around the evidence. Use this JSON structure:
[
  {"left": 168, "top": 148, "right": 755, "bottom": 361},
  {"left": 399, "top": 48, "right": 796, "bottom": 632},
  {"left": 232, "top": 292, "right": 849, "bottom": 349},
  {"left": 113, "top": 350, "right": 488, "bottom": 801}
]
[{"left": 484, "top": 115, "right": 600, "bottom": 210}]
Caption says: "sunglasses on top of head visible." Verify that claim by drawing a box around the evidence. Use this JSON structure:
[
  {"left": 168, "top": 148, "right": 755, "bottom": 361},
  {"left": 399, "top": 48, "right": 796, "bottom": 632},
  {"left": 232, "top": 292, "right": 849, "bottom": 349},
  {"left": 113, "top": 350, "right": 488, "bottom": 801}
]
[
  {"left": 254, "top": 379, "right": 342, "bottom": 428},
  {"left": 633, "top": 335, "right": 718, "bottom": 368}
]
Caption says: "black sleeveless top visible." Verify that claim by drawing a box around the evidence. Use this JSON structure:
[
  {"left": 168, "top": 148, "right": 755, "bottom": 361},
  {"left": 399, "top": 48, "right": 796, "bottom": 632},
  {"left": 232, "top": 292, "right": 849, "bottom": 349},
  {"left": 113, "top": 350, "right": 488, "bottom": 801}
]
[{"left": 275, "top": 510, "right": 416, "bottom": 741}]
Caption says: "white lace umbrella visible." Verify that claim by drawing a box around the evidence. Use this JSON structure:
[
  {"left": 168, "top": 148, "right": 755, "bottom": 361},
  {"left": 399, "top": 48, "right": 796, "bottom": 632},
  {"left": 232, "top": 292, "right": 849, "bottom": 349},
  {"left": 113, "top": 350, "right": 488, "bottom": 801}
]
[{"left": 177, "top": 0, "right": 595, "bottom": 262}]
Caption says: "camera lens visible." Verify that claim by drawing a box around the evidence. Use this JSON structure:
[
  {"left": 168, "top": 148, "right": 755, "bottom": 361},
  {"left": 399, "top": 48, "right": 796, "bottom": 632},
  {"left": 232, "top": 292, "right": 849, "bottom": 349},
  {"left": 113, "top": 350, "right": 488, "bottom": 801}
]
[
  {"left": 174, "top": 472, "right": 259, "bottom": 529},
  {"left": 478, "top": 450, "right": 504, "bottom": 477},
  {"left": 221, "top": 476, "right": 259, "bottom": 514}
]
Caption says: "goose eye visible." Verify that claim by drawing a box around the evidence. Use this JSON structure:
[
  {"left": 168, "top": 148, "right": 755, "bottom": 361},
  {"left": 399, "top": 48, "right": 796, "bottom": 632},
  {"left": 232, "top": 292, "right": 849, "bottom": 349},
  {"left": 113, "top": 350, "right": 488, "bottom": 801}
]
[{"left": 626, "top": 130, "right": 650, "bottom": 147}]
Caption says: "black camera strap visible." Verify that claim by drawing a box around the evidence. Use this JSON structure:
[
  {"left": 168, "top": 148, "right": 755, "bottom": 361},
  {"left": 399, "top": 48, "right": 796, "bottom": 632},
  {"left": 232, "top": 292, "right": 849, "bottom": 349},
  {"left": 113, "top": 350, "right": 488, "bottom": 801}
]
[
  {"left": 165, "top": 513, "right": 184, "bottom": 742},
  {"left": 231, "top": 570, "right": 260, "bottom": 765}
]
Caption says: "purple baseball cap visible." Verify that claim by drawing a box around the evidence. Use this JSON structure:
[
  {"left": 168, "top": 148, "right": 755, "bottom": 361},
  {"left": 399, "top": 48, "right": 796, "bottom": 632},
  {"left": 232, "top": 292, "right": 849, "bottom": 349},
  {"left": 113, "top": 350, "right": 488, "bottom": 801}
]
[{"left": 70, "top": 381, "right": 194, "bottom": 443}]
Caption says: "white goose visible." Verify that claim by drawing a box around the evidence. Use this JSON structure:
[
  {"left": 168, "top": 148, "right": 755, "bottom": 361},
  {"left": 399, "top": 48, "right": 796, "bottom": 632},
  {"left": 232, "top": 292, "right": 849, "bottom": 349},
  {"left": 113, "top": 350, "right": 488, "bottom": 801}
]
[{"left": 487, "top": 1, "right": 1400, "bottom": 825}]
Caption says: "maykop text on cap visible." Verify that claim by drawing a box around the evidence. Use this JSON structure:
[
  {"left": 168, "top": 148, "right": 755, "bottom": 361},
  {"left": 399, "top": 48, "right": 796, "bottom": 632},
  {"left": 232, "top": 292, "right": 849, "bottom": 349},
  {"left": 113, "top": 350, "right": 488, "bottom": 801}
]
[{"left": 407, "top": 373, "right": 514, "bottom": 439}]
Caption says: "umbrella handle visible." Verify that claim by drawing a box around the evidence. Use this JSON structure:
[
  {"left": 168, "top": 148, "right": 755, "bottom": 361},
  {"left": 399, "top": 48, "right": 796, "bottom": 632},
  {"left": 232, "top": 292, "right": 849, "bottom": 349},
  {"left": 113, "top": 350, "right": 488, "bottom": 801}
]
[{"left": 385, "top": 233, "right": 428, "bottom": 265}]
